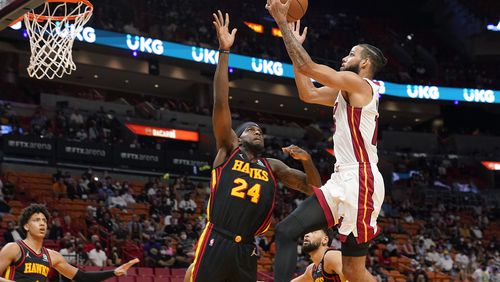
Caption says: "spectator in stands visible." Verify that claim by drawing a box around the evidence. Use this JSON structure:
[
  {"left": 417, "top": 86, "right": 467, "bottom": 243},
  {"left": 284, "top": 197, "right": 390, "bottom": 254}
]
[
  {"left": 454, "top": 251, "right": 470, "bottom": 270},
  {"left": 76, "top": 243, "right": 90, "bottom": 266},
  {"left": 415, "top": 239, "right": 426, "bottom": 259},
  {"left": 162, "top": 190, "right": 178, "bottom": 215},
  {"left": 472, "top": 264, "right": 490, "bottom": 282},
  {"left": 178, "top": 192, "right": 197, "bottom": 214},
  {"left": 98, "top": 211, "right": 114, "bottom": 232},
  {"left": 0, "top": 179, "right": 14, "bottom": 201},
  {"left": 0, "top": 182, "right": 11, "bottom": 214},
  {"left": 141, "top": 219, "right": 157, "bottom": 242},
  {"left": 459, "top": 224, "right": 472, "bottom": 239},
  {"left": 69, "top": 109, "right": 85, "bottom": 128},
  {"left": 158, "top": 241, "right": 176, "bottom": 267},
  {"left": 109, "top": 189, "right": 128, "bottom": 210},
  {"left": 372, "top": 266, "right": 388, "bottom": 282},
  {"left": 83, "top": 234, "right": 100, "bottom": 253},
  {"left": 97, "top": 181, "right": 114, "bottom": 202},
  {"left": 184, "top": 223, "right": 198, "bottom": 240},
  {"left": 88, "top": 242, "right": 107, "bottom": 267},
  {"left": 60, "top": 242, "right": 77, "bottom": 265},
  {"left": 426, "top": 247, "right": 440, "bottom": 265},
  {"left": 108, "top": 246, "right": 123, "bottom": 266},
  {"left": 76, "top": 178, "right": 89, "bottom": 200},
  {"left": 401, "top": 237, "right": 416, "bottom": 258},
  {"left": 127, "top": 214, "right": 142, "bottom": 241},
  {"left": 75, "top": 128, "right": 88, "bottom": 141},
  {"left": 3, "top": 221, "right": 22, "bottom": 243},
  {"left": 377, "top": 250, "right": 393, "bottom": 270},
  {"left": 436, "top": 250, "right": 454, "bottom": 273},
  {"left": 113, "top": 221, "right": 129, "bottom": 244},
  {"left": 470, "top": 225, "right": 483, "bottom": 239},
  {"left": 175, "top": 231, "right": 194, "bottom": 268},
  {"left": 65, "top": 176, "right": 77, "bottom": 200},
  {"left": 144, "top": 239, "right": 161, "bottom": 267},
  {"left": 30, "top": 107, "right": 49, "bottom": 135},
  {"left": 52, "top": 177, "right": 67, "bottom": 198},
  {"left": 48, "top": 216, "right": 64, "bottom": 240},
  {"left": 386, "top": 239, "right": 400, "bottom": 257},
  {"left": 413, "top": 266, "right": 429, "bottom": 282}
]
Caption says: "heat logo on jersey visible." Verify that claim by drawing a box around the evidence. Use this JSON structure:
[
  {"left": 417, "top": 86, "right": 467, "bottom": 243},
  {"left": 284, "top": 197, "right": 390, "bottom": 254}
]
[{"left": 231, "top": 160, "right": 269, "bottom": 182}]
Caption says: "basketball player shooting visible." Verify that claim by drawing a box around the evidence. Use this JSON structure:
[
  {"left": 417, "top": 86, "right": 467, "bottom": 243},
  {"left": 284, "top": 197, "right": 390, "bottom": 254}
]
[
  {"left": 0, "top": 204, "right": 139, "bottom": 282},
  {"left": 188, "top": 10, "right": 322, "bottom": 282},
  {"left": 266, "top": 0, "right": 388, "bottom": 281}
]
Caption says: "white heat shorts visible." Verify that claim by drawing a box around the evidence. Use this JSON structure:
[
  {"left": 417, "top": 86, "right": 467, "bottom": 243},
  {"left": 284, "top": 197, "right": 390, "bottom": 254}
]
[{"left": 314, "top": 162, "right": 385, "bottom": 244}]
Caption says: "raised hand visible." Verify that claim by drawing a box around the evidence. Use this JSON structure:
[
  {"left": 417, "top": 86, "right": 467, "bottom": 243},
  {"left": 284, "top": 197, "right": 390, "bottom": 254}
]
[
  {"left": 113, "top": 258, "right": 140, "bottom": 276},
  {"left": 212, "top": 10, "right": 237, "bottom": 50},
  {"left": 265, "top": 0, "right": 290, "bottom": 24},
  {"left": 282, "top": 145, "right": 311, "bottom": 161},
  {"left": 288, "top": 20, "right": 308, "bottom": 45}
]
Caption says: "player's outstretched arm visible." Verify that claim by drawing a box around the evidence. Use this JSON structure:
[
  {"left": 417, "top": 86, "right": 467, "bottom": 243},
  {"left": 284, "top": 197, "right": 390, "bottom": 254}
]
[
  {"left": 291, "top": 263, "right": 314, "bottom": 282},
  {"left": 268, "top": 145, "right": 321, "bottom": 195},
  {"left": 0, "top": 243, "right": 19, "bottom": 282},
  {"left": 289, "top": 21, "right": 339, "bottom": 107},
  {"left": 212, "top": 10, "right": 239, "bottom": 155},
  {"left": 266, "top": 0, "right": 370, "bottom": 95},
  {"left": 50, "top": 249, "right": 139, "bottom": 282}
]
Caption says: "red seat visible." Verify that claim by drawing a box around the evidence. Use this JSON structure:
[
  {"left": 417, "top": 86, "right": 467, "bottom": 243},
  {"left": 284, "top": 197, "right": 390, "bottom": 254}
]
[
  {"left": 137, "top": 267, "right": 154, "bottom": 276},
  {"left": 170, "top": 268, "right": 186, "bottom": 277},
  {"left": 84, "top": 266, "right": 102, "bottom": 272},
  {"left": 117, "top": 276, "right": 135, "bottom": 282},
  {"left": 155, "top": 268, "right": 171, "bottom": 276},
  {"left": 103, "top": 277, "right": 117, "bottom": 282},
  {"left": 138, "top": 276, "right": 154, "bottom": 282},
  {"left": 170, "top": 278, "right": 184, "bottom": 282}
]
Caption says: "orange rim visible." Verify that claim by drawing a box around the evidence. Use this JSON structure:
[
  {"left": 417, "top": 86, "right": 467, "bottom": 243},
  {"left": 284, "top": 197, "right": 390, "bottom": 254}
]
[{"left": 25, "top": 0, "right": 93, "bottom": 22}]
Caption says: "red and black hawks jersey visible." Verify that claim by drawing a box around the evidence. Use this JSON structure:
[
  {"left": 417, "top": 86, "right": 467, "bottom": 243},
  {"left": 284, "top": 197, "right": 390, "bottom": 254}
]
[
  {"left": 3, "top": 240, "right": 52, "bottom": 282},
  {"left": 311, "top": 248, "right": 344, "bottom": 282},
  {"left": 207, "top": 148, "right": 277, "bottom": 238}
]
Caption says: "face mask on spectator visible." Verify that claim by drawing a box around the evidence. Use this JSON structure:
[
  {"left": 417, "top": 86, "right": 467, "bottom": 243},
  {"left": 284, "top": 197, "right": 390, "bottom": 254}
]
[{"left": 180, "top": 234, "right": 187, "bottom": 240}]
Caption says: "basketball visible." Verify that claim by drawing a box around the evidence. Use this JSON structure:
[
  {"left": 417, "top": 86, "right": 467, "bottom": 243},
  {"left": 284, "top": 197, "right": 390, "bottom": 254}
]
[{"left": 282, "top": 0, "right": 308, "bottom": 22}]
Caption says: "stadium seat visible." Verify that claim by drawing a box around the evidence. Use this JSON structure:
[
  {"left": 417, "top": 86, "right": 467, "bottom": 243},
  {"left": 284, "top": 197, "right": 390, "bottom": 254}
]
[
  {"left": 137, "top": 267, "right": 154, "bottom": 276},
  {"left": 170, "top": 268, "right": 187, "bottom": 277},
  {"left": 137, "top": 275, "right": 154, "bottom": 282},
  {"left": 117, "top": 276, "right": 135, "bottom": 282},
  {"left": 155, "top": 268, "right": 170, "bottom": 276},
  {"left": 84, "top": 266, "right": 102, "bottom": 272}
]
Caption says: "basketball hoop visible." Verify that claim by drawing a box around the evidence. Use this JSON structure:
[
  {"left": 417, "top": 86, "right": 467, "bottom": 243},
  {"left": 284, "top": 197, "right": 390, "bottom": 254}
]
[{"left": 22, "top": 0, "right": 93, "bottom": 79}]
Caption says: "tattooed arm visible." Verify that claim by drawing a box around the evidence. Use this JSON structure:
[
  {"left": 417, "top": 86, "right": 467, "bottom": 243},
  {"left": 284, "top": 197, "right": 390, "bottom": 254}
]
[{"left": 266, "top": 0, "right": 369, "bottom": 95}]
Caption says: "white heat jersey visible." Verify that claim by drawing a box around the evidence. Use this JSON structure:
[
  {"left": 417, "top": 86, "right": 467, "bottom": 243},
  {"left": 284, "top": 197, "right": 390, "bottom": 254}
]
[{"left": 332, "top": 78, "right": 380, "bottom": 165}]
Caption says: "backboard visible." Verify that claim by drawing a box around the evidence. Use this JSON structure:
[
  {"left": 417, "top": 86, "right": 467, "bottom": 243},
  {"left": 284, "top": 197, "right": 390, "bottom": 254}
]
[{"left": 0, "top": 0, "right": 45, "bottom": 30}]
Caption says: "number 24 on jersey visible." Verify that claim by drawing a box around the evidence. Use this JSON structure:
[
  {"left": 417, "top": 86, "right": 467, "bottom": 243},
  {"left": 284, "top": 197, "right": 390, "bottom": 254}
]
[{"left": 230, "top": 178, "right": 261, "bottom": 204}]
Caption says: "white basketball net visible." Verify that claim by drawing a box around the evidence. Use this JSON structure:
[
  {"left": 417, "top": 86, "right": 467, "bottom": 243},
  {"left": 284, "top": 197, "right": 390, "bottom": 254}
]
[{"left": 24, "top": 0, "right": 93, "bottom": 79}]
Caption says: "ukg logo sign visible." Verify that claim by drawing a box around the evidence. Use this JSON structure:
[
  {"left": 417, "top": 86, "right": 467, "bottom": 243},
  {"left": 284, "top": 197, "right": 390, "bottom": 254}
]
[{"left": 126, "top": 34, "right": 164, "bottom": 55}]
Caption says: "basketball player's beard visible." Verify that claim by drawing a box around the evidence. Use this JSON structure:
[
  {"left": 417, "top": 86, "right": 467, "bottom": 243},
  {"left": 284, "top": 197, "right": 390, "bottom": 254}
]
[
  {"left": 302, "top": 241, "right": 321, "bottom": 254},
  {"left": 343, "top": 64, "right": 360, "bottom": 74},
  {"left": 243, "top": 142, "right": 264, "bottom": 155}
]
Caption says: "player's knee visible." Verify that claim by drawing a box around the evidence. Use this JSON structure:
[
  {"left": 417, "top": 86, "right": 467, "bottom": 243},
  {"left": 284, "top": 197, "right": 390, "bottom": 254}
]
[{"left": 275, "top": 221, "right": 293, "bottom": 241}]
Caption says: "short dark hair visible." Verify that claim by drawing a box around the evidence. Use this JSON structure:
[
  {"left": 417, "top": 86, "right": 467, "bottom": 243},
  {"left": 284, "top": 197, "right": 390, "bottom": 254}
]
[
  {"left": 321, "top": 227, "right": 335, "bottom": 246},
  {"left": 19, "top": 204, "right": 50, "bottom": 237},
  {"left": 359, "top": 44, "right": 387, "bottom": 75}
]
